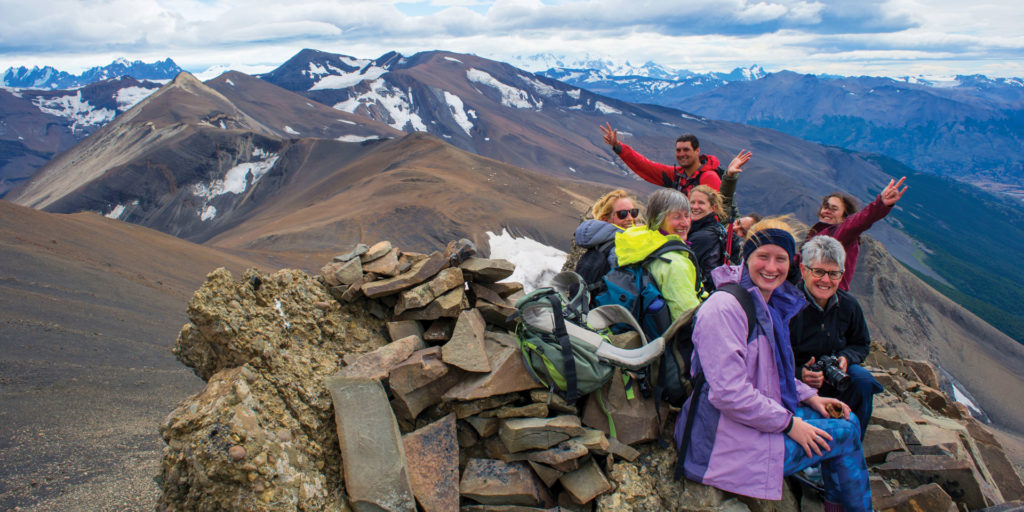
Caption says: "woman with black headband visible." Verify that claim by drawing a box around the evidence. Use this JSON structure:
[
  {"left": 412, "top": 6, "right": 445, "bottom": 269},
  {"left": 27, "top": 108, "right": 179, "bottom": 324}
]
[{"left": 674, "top": 216, "right": 871, "bottom": 512}]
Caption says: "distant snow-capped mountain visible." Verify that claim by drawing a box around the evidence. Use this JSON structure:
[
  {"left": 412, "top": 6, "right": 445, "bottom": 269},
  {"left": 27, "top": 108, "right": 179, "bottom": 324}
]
[
  {"left": 2, "top": 58, "right": 183, "bottom": 90},
  {"left": 531, "top": 56, "right": 767, "bottom": 105}
]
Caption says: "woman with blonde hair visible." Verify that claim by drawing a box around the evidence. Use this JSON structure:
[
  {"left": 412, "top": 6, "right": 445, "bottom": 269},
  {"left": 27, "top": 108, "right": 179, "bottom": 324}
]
[
  {"left": 687, "top": 184, "right": 728, "bottom": 290},
  {"left": 572, "top": 189, "right": 641, "bottom": 287},
  {"left": 675, "top": 216, "right": 871, "bottom": 512}
]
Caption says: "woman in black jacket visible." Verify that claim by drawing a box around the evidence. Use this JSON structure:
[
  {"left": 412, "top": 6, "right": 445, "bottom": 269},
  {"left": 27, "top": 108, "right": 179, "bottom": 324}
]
[{"left": 687, "top": 184, "right": 729, "bottom": 291}]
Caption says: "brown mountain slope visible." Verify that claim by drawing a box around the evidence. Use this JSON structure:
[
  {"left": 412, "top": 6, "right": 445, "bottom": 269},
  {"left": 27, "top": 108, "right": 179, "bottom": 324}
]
[
  {"left": 0, "top": 201, "right": 270, "bottom": 510},
  {"left": 205, "top": 131, "right": 610, "bottom": 258},
  {"left": 853, "top": 237, "right": 1024, "bottom": 434}
]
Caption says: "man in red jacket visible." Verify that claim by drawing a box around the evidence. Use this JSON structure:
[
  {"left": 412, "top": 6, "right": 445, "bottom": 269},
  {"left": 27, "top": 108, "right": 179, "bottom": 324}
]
[{"left": 600, "top": 122, "right": 748, "bottom": 194}]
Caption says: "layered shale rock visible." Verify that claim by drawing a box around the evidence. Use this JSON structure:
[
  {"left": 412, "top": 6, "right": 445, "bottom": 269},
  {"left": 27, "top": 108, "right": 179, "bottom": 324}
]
[{"left": 158, "top": 240, "right": 1024, "bottom": 511}]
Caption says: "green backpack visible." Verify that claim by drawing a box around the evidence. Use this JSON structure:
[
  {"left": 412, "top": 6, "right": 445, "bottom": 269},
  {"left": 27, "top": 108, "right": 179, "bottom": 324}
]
[{"left": 514, "top": 272, "right": 666, "bottom": 402}]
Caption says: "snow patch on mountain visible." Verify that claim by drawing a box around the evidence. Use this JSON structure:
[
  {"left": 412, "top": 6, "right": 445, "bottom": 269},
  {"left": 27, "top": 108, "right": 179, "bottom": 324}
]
[
  {"left": 336, "top": 134, "right": 380, "bottom": 143},
  {"left": 115, "top": 86, "right": 157, "bottom": 110},
  {"left": 191, "top": 148, "right": 279, "bottom": 216},
  {"left": 32, "top": 91, "right": 115, "bottom": 133},
  {"left": 443, "top": 91, "right": 475, "bottom": 135},
  {"left": 520, "top": 74, "right": 559, "bottom": 97},
  {"left": 310, "top": 65, "right": 388, "bottom": 90},
  {"left": 595, "top": 101, "right": 620, "bottom": 114},
  {"left": 105, "top": 204, "right": 126, "bottom": 220},
  {"left": 444, "top": 57, "right": 463, "bottom": 64},
  {"left": 333, "top": 79, "right": 427, "bottom": 131},
  {"left": 486, "top": 229, "right": 566, "bottom": 293},
  {"left": 284, "top": 126, "right": 300, "bottom": 135},
  {"left": 466, "top": 69, "right": 540, "bottom": 109}
]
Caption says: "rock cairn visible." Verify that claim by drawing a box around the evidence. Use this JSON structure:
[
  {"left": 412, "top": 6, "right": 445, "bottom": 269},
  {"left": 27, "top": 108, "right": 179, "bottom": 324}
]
[{"left": 157, "top": 238, "right": 1024, "bottom": 511}]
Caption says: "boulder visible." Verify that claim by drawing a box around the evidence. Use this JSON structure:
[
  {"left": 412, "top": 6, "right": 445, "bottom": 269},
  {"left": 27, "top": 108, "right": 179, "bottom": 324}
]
[
  {"left": 902, "top": 359, "right": 941, "bottom": 389},
  {"left": 863, "top": 425, "right": 908, "bottom": 463},
  {"left": 333, "top": 243, "right": 369, "bottom": 262},
  {"left": 559, "top": 459, "right": 612, "bottom": 504},
  {"left": 337, "top": 272, "right": 379, "bottom": 302},
  {"left": 394, "top": 267, "right": 464, "bottom": 314},
  {"left": 484, "top": 281, "right": 524, "bottom": 298},
  {"left": 393, "top": 286, "right": 465, "bottom": 321},
  {"left": 480, "top": 402, "right": 549, "bottom": 419},
  {"left": 423, "top": 318, "right": 455, "bottom": 343},
  {"left": 403, "top": 414, "right": 459, "bottom": 512},
  {"left": 324, "top": 376, "right": 416, "bottom": 512},
  {"left": 966, "top": 419, "right": 1024, "bottom": 501},
  {"left": 361, "top": 241, "right": 393, "bottom": 263},
  {"left": 387, "top": 320, "right": 424, "bottom": 342},
  {"left": 362, "top": 252, "right": 447, "bottom": 298},
  {"left": 444, "top": 238, "right": 478, "bottom": 266},
  {"left": 499, "top": 416, "right": 586, "bottom": 453},
  {"left": 442, "top": 309, "right": 491, "bottom": 373},
  {"left": 320, "top": 257, "right": 363, "bottom": 286},
  {"left": 529, "top": 461, "right": 564, "bottom": 488},
  {"left": 337, "top": 335, "right": 425, "bottom": 381},
  {"left": 460, "top": 257, "right": 516, "bottom": 283},
  {"left": 460, "top": 458, "right": 553, "bottom": 507},
  {"left": 874, "top": 483, "right": 958, "bottom": 512},
  {"left": 442, "top": 343, "right": 542, "bottom": 401},
  {"left": 877, "top": 453, "right": 992, "bottom": 510},
  {"left": 363, "top": 248, "right": 401, "bottom": 277},
  {"left": 447, "top": 394, "right": 519, "bottom": 419},
  {"left": 466, "top": 416, "right": 500, "bottom": 438},
  {"left": 388, "top": 348, "right": 463, "bottom": 422},
  {"left": 506, "top": 440, "right": 589, "bottom": 467}
]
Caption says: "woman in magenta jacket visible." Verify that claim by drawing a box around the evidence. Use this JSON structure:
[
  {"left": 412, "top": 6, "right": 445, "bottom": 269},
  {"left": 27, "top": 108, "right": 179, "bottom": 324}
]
[
  {"left": 675, "top": 217, "right": 871, "bottom": 512},
  {"left": 807, "top": 177, "right": 907, "bottom": 291}
]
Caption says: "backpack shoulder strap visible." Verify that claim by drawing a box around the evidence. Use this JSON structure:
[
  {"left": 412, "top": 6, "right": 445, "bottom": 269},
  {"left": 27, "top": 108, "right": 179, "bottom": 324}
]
[
  {"left": 716, "top": 283, "right": 758, "bottom": 341},
  {"left": 645, "top": 239, "right": 706, "bottom": 295}
]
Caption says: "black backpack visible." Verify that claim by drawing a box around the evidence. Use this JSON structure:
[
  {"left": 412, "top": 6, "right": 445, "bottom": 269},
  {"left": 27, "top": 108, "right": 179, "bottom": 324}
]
[{"left": 574, "top": 239, "right": 616, "bottom": 296}]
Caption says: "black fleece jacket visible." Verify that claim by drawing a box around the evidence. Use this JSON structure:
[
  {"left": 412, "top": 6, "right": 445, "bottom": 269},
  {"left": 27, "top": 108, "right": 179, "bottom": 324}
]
[{"left": 789, "top": 286, "right": 871, "bottom": 367}]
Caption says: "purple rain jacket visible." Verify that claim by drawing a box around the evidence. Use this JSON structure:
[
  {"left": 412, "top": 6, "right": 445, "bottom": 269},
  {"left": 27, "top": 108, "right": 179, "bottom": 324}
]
[{"left": 674, "top": 263, "right": 816, "bottom": 500}]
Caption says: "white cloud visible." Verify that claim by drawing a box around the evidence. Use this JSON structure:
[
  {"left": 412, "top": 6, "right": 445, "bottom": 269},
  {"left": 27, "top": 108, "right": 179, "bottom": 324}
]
[{"left": 0, "top": 0, "right": 1021, "bottom": 78}]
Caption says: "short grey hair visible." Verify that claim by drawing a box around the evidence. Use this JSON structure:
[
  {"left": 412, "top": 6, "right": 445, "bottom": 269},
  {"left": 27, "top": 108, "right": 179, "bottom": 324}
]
[
  {"left": 645, "top": 188, "right": 690, "bottom": 231},
  {"left": 801, "top": 235, "right": 846, "bottom": 269}
]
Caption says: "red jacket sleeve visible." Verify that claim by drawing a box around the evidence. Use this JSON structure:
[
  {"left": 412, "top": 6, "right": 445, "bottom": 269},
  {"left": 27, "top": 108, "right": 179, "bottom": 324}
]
[
  {"left": 617, "top": 143, "right": 675, "bottom": 187},
  {"left": 828, "top": 195, "right": 893, "bottom": 246}
]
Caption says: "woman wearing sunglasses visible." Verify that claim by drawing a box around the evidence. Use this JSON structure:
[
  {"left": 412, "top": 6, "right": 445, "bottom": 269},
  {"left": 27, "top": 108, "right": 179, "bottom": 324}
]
[{"left": 571, "top": 189, "right": 641, "bottom": 286}]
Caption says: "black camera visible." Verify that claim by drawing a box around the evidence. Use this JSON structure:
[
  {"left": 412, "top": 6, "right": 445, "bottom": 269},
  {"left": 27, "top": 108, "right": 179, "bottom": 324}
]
[{"left": 805, "top": 355, "right": 850, "bottom": 392}]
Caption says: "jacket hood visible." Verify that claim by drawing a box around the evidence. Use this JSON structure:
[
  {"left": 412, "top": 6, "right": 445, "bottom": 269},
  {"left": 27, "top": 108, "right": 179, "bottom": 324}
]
[
  {"left": 699, "top": 154, "right": 721, "bottom": 172},
  {"left": 614, "top": 226, "right": 683, "bottom": 266},
  {"left": 574, "top": 219, "right": 621, "bottom": 248}
]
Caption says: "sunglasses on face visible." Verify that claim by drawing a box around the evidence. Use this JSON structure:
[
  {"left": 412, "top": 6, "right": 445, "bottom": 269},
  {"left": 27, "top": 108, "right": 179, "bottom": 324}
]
[
  {"left": 614, "top": 208, "right": 640, "bottom": 220},
  {"left": 806, "top": 267, "right": 844, "bottom": 280}
]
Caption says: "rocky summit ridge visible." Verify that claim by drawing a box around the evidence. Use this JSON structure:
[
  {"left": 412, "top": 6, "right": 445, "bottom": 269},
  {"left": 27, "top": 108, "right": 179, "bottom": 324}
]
[{"left": 158, "top": 238, "right": 1024, "bottom": 511}]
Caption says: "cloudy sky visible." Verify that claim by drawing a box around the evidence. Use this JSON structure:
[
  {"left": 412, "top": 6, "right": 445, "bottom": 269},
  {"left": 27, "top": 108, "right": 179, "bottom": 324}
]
[{"left": 1, "top": 0, "right": 1022, "bottom": 78}]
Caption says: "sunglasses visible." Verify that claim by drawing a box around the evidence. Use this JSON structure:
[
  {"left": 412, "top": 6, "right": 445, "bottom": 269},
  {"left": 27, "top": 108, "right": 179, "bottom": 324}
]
[
  {"left": 614, "top": 208, "right": 640, "bottom": 220},
  {"left": 806, "top": 267, "right": 844, "bottom": 280}
]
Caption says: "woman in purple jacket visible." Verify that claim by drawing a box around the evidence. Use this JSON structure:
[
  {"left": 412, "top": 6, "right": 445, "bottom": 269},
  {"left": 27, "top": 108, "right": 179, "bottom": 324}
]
[{"left": 675, "top": 217, "right": 871, "bottom": 512}]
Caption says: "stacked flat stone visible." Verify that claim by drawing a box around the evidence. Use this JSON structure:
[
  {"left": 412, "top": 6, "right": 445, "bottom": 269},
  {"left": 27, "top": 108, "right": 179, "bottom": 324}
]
[{"left": 160, "top": 239, "right": 1024, "bottom": 512}]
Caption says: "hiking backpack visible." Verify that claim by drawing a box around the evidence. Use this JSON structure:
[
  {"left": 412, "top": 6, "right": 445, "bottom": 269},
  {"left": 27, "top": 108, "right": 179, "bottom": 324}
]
[
  {"left": 514, "top": 272, "right": 666, "bottom": 402},
  {"left": 593, "top": 239, "right": 704, "bottom": 343},
  {"left": 574, "top": 238, "right": 615, "bottom": 296}
]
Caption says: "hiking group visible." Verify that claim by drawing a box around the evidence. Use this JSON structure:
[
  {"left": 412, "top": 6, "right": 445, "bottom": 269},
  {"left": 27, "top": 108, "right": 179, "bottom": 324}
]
[{"left": 526, "top": 122, "right": 909, "bottom": 512}]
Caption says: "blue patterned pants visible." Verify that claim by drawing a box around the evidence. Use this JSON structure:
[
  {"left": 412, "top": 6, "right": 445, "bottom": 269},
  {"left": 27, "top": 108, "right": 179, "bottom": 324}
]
[{"left": 783, "top": 407, "right": 871, "bottom": 512}]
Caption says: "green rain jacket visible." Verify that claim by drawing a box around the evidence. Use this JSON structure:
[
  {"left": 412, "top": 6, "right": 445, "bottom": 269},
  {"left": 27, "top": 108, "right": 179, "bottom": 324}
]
[{"left": 613, "top": 226, "right": 701, "bottom": 320}]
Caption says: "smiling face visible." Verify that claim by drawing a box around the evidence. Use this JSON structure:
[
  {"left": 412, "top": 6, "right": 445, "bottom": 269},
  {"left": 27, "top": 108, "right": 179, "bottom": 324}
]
[
  {"left": 675, "top": 140, "right": 700, "bottom": 169},
  {"left": 688, "top": 190, "right": 712, "bottom": 221},
  {"left": 747, "top": 244, "right": 790, "bottom": 300},
  {"left": 800, "top": 261, "right": 842, "bottom": 307},
  {"left": 608, "top": 197, "right": 638, "bottom": 228},
  {"left": 660, "top": 209, "right": 691, "bottom": 239},
  {"left": 734, "top": 216, "right": 755, "bottom": 238},
  {"left": 818, "top": 196, "right": 846, "bottom": 225}
]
